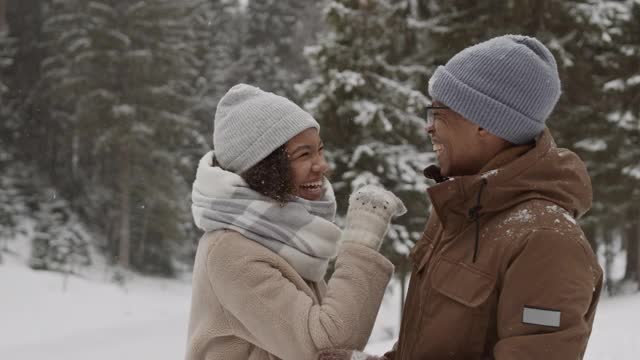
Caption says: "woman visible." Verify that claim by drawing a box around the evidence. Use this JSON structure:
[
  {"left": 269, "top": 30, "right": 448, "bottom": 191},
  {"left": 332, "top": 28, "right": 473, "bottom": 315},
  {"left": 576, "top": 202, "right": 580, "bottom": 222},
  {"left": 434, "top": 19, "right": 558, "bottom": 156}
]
[{"left": 186, "top": 84, "right": 405, "bottom": 360}]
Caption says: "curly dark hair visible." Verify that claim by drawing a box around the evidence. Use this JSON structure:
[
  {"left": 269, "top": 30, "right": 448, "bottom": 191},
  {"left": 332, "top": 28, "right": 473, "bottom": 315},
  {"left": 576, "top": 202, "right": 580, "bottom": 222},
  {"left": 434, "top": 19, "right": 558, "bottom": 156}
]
[{"left": 212, "top": 145, "right": 294, "bottom": 204}]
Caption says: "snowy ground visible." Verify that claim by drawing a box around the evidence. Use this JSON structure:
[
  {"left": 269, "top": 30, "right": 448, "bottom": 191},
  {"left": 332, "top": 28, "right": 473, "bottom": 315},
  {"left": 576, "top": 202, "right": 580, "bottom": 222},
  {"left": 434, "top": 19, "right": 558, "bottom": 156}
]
[
  {"left": 0, "top": 254, "right": 191, "bottom": 360},
  {"left": 1, "top": 253, "right": 639, "bottom": 360}
]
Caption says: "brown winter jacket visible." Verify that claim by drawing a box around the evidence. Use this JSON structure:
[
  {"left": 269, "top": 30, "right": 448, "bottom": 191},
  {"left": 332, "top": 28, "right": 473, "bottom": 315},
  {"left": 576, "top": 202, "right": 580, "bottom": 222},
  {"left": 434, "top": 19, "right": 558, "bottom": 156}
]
[
  {"left": 185, "top": 229, "right": 394, "bottom": 360},
  {"left": 387, "top": 129, "right": 603, "bottom": 360}
]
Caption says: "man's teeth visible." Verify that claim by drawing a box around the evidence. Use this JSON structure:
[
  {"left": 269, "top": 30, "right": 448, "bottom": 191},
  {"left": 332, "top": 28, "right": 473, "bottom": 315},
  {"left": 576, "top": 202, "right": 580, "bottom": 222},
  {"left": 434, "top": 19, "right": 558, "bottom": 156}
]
[
  {"left": 433, "top": 144, "right": 444, "bottom": 152},
  {"left": 301, "top": 181, "right": 323, "bottom": 189}
]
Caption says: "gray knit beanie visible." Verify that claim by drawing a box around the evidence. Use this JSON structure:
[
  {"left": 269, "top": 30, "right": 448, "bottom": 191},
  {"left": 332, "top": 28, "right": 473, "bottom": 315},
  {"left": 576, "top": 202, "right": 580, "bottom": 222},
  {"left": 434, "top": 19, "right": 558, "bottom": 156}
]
[
  {"left": 428, "top": 35, "right": 561, "bottom": 144},
  {"left": 213, "top": 84, "right": 319, "bottom": 173}
]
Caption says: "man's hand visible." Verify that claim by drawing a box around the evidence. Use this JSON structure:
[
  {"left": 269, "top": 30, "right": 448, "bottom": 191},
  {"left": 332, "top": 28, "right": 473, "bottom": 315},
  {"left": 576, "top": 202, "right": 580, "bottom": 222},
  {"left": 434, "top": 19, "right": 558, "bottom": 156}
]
[{"left": 318, "top": 349, "right": 384, "bottom": 360}]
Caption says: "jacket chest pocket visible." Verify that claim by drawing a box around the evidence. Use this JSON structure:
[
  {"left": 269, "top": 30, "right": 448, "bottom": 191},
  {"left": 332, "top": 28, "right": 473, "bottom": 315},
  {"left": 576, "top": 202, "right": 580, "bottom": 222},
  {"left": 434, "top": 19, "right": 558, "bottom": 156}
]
[{"left": 424, "top": 257, "right": 496, "bottom": 357}]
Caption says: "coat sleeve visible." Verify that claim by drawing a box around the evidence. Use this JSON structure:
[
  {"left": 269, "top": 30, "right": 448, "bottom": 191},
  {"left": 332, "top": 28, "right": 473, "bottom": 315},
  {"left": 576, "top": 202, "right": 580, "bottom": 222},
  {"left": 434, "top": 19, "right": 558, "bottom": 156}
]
[
  {"left": 379, "top": 341, "right": 398, "bottom": 359},
  {"left": 493, "top": 229, "right": 603, "bottom": 360},
  {"left": 317, "top": 349, "right": 390, "bottom": 360},
  {"left": 208, "top": 240, "right": 394, "bottom": 360},
  {"left": 316, "top": 343, "right": 397, "bottom": 359}
]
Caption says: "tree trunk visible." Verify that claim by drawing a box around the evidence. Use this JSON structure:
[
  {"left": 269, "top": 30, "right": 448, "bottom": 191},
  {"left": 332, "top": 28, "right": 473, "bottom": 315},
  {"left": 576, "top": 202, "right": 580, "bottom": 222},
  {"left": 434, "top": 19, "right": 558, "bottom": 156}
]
[
  {"left": 398, "top": 260, "right": 409, "bottom": 327},
  {"left": 624, "top": 221, "right": 638, "bottom": 282},
  {"left": 138, "top": 202, "right": 151, "bottom": 265},
  {"left": 6, "top": 0, "right": 45, "bottom": 163},
  {"left": 71, "top": 130, "right": 79, "bottom": 181},
  {"left": 106, "top": 213, "right": 117, "bottom": 264},
  {"left": 637, "top": 220, "right": 640, "bottom": 292},
  {"left": 583, "top": 222, "right": 598, "bottom": 254},
  {"left": 0, "top": 0, "right": 8, "bottom": 33},
  {"left": 118, "top": 141, "right": 131, "bottom": 269},
  {"left": 48, "top": 121, "right": 58, "bottom": 184},
  {"left": 623, "top": 206, "right": 640, "bottom": 290},
  {"left": 603, "top": 227, "right": 615, "bottom": 296}
]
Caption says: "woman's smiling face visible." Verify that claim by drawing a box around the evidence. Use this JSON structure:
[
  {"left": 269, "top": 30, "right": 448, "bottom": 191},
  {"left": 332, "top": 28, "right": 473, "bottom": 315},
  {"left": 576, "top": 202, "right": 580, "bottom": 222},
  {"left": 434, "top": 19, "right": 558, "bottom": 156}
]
[{"left": 286, "top": 128, "right": 328, "bottom": 201}]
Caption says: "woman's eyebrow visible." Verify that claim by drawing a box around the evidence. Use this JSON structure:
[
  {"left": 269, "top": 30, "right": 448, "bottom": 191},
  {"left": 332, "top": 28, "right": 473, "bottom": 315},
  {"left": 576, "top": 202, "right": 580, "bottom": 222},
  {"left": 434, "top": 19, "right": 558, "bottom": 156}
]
[{"left": 290, "top": 144, "right": 312, "bottom": 155}]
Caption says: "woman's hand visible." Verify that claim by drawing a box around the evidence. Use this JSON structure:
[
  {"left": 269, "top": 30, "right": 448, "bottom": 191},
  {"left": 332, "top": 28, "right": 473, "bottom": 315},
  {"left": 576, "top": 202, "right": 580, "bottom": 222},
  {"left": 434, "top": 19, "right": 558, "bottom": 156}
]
[{"left": 341, "top": 185, "right": 407, "bottom": 250}]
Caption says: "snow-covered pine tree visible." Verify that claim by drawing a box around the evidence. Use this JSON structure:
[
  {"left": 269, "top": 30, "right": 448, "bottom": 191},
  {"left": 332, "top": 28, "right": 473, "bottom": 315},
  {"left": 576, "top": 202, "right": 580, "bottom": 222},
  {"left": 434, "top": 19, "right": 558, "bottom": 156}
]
[
  {"left": 411, "top": 0, "right": 526, "bottom": 70},
  {"left": 0, "top": 7, "right": 18, "bottom": 263},
  {"left": 29, "top": 196, "right": 92, "bottom": 273},
  {"left": 0, "top": 13, "right": 14, "bottom": 147},
  {"left": 559, "top": 1, "right": 635, "bottom": 257},
  {"left": 299, "top": 0, "right": 433, "bottom": 283},
  {"left": 1, "top": 0, "right": 48, "bottom": 165},
  {"left": 189, "top": 0, "right": 237, "bottom": 131},
  {"left": 0, "top": 18, "right": 14, "bottom": 119},
  {"left": 0, "top": 156, "right": 25, "bottom": 262},
  {"left": 230, "top": 0, "right": 311, "bottom": 99},
  {"left": 601, "top": 0, "right": 640, "bottom": 288},
  {"left": 415, "top": 0, "right": 626, "bottom": 252},
  {"left": 0, "top": 168, "right": 17, "bottom": 259},
  {"left": 40, "top": 0, "right": 205, "bottom": 275},
  {"left": 0, "top": 0, "right": 23, "bottom": 172}
]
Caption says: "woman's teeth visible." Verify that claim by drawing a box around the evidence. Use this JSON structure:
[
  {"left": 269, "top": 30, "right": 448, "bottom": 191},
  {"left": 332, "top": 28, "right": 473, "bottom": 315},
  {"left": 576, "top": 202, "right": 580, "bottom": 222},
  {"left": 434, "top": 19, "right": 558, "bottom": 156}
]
[
  {"left": 301, "top": 181, "right": 323, "bottom": 190},
  {"left": 433, "top": 144, "right": 444, "bottom": 153}
]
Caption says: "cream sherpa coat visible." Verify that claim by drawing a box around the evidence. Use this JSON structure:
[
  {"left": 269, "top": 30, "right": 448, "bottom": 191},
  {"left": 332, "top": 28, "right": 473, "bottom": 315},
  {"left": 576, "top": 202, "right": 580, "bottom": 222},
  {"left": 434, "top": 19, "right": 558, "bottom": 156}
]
[{"left": 185, "top": 230, "right": 394, "bottom": 360}]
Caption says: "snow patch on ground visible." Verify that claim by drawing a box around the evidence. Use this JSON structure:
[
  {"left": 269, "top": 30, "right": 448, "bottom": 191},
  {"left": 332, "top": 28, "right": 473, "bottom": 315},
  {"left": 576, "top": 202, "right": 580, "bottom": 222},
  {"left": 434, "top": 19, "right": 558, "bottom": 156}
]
[{"left": 0, "top": 255, "right": 191, "bottom": 360}]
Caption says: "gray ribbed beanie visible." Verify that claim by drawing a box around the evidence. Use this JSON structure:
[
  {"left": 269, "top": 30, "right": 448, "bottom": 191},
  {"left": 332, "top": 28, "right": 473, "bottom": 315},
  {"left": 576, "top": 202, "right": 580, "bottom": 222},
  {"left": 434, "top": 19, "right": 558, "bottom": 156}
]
[
  {"left": 428, "top": 35, "right": 561, "bottom": 144},
  {"left": 213, "top": 84, "right": 319, "bottom": 173}
]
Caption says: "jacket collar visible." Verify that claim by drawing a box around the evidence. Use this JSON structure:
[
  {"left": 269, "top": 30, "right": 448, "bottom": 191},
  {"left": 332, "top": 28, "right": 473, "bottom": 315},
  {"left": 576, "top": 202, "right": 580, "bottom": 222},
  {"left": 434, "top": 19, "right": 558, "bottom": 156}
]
[{"left": 424, "top": 128, "right": 591, "bottom": 233}]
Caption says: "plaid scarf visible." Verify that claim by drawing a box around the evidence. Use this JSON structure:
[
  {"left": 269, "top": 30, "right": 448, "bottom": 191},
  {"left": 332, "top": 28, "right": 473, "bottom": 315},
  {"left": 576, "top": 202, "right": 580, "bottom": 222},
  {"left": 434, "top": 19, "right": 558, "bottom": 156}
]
[{"left": 191, "top": 151, "right": 341, "bottom": 282}]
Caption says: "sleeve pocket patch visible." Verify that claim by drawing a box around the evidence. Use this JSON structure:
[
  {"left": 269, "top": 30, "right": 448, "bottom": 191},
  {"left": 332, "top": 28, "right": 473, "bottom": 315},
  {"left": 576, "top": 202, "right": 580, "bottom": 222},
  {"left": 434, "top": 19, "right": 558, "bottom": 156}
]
[{"left": 522, "top": 306, "right": 561, "bottom": 328}]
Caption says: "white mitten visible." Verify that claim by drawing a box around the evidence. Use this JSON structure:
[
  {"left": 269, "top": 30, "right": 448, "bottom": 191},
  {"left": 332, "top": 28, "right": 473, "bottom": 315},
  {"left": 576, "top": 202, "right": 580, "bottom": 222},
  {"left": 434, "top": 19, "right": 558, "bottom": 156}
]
[{"left": 341, "top": 185, "right": 407, "bottom": 251}]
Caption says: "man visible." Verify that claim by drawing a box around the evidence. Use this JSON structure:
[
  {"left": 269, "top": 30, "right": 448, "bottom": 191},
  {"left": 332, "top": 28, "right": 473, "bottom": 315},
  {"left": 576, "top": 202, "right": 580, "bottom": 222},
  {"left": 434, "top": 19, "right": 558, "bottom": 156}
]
[{"left": 320, "top": 35, "right": 603, "bottom": 360}]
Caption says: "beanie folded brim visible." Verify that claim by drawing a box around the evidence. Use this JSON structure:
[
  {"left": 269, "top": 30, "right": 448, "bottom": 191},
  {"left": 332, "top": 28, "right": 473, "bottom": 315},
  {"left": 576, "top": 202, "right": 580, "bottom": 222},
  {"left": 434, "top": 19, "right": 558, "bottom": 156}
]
[
  {"left": 429, "top": 66, "right": 545, "bottom": 144},
  {"left": 224, "top": 110, "right": 319, "bottom": 173}
]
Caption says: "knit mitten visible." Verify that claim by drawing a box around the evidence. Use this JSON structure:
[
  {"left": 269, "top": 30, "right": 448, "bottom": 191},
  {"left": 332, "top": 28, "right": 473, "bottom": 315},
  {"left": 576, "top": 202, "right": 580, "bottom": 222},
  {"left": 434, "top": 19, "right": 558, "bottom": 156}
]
[
  {"left": 318, "top": 349, "right": 384, "bottom": 360},
  {"left": 341, "top": 185, "right": 407, "bottom": 251}
]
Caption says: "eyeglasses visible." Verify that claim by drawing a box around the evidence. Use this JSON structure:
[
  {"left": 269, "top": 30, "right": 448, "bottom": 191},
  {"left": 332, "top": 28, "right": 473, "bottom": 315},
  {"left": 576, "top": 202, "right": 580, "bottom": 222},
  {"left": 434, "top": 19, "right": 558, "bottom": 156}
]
[{"left": 425, "top": 104, "right": 449, "bottom": 127}]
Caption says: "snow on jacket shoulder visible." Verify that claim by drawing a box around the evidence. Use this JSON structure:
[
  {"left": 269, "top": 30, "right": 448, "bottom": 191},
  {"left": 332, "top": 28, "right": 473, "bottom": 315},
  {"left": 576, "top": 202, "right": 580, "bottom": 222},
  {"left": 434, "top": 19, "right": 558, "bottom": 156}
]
[{"left": 186, "top": 229, "right": 394, "bottom": 360}]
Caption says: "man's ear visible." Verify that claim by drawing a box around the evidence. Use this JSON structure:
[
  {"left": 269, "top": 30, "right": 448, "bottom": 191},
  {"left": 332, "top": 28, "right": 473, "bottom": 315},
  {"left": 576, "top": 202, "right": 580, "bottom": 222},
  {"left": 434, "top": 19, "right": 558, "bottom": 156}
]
[
  {"left": 478, "top": 127, "right": 513, "bottom": 150},
  {"left": 477, "top": 127, "right": 504, "bottom": 142},
  {"left": 477, "top": 127, "right": 491, "bottom": 137}
]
